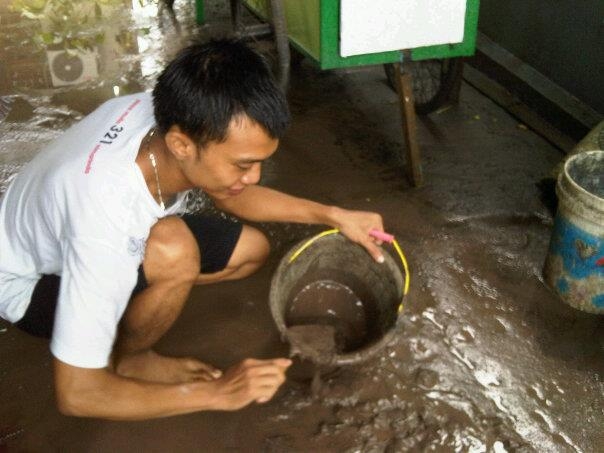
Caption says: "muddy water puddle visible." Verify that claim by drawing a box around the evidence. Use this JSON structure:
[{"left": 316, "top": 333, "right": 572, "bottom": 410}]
[{"left": 271, "top": 212, "right": 602, "bottom": 452}]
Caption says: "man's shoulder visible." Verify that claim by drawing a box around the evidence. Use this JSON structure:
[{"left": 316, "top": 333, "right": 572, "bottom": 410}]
[
  {"left": 96, "top": 91, "right": 151, "bottom": 112},
  {"left": 76, "top": 92, "right": 152, "bottom": 133},
  {"left": 49, "top": 92, "right": 152, "bottom": 173}
]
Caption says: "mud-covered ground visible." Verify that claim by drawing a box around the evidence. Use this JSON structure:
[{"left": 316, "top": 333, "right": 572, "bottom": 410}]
[{"left": 1, "top": 1, "right": 602, "bottom": 451}]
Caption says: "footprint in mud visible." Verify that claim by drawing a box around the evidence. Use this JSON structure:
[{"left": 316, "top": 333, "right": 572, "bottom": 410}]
[
  {"left": 473, "top": 368, "right": 501, "bottom": 387},
  {"left": 527, "top": 382, "right": 555, "bottom": 408},
  {"left": 531, "top": 408, "right": 555, "bottom": 431},
  {"left": 422, "top": 307, "right": 445, "bottom": 331},
  {"left": 407, "top": 337, "right": 435, "bottom": 361},
  {"left": 445, "top": 325, "right": 476, "bottom": 346},
  {"left": 494, "top": 316, "right": 513, "bottom": 334},
  {"left": 467, "top": 274, "right": 500, "bottom": 300},
  {"left": 414, "top": 368, "right": 439, "bottom": 389}
]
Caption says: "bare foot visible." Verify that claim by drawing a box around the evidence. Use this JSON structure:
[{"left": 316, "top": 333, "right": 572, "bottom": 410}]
[{"left": 114, "top": 350, "right": 222, "bottom": 384}]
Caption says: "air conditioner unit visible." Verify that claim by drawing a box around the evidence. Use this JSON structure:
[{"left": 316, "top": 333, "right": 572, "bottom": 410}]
[{"left": 46, "top": 49, "right": 98, "bottom": 87}]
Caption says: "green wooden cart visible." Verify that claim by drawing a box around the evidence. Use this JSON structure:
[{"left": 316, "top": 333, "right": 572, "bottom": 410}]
[{"left": 195, "top": 0, "right": 480, "bottom": 186}]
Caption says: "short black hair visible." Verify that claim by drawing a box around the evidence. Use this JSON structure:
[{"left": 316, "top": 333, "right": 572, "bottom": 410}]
[{"left": 152, "top": 38, "right": 290, "bottom": 146}]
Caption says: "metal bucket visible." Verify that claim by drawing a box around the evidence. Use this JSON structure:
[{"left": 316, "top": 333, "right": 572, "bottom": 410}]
[
  {"left": 269, "top": 232, "right": 406, "bottom": 366},
  {"left": 543, "top": 150, "right": 604, "bottom": 313}
]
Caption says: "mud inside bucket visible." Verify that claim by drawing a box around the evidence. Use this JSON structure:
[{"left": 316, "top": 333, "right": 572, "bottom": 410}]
[{"left": 269, "top": 233, "right": 405, "bottom": 366}]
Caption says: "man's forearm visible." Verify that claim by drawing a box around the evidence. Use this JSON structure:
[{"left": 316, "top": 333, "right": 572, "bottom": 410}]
[
  {"left": 215, "top": 185, "right": 386, "bottom": 262},
  {"left": 55, "top": 361, "right": 217, "bottom": 420},
  {"left": 54, "top": 357, "right": 290, "bottom": 420},
  {"left": 214, "top": 185, "right": 341, "bottom": 226}
]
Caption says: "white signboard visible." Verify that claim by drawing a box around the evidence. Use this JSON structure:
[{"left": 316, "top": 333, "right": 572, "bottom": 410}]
[{"left": 340, "top": 0, "right": 467, "bottom": 57}]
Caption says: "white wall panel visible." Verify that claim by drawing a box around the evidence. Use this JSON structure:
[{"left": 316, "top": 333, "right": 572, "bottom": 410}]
[{"left": 340, "top": 0, "right": 466, "bottom": 57}]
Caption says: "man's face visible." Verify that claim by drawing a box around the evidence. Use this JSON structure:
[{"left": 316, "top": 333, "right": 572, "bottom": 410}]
[{"left": 185, "top": 116, "right": 279, "bottom": 199}]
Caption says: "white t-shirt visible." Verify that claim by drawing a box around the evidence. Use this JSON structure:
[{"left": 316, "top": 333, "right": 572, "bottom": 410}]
[{"left": 0, "top": 92, "right": 187, "bottom": 368}]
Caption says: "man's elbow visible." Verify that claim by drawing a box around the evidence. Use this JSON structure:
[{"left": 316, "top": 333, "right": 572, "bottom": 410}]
[
  {"left": 56, "top": 398, "right": 78, "bottom": 416},
  {"left": 55, "top": 390, "right": 90, "bottom": 417},
  {"left": 53, "top": 358, "right": 104, "bottom": 418}
]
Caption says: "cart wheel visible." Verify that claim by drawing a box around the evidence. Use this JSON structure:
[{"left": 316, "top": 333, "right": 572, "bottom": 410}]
[{"left": 384, "top": 58, "right": 463, "bottom": 115}]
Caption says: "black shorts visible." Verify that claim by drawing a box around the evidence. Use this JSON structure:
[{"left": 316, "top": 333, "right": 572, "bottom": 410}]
[{"left": 15, "top": 214, "right": 243, "bottom": 339}]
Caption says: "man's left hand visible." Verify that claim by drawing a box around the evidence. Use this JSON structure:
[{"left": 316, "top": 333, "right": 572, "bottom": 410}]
[{"left": 332, "top": 208, "right": 386, "bottom": 263}]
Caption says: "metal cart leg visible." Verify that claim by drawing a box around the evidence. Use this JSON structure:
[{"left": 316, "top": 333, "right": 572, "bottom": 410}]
[
  {"left": 228, "top": 0, "right": 290, "bottom": 92},
  {"left": 229, "top": 0, "right": 242, "bottom": 33},
  {"left": 447, "top": 59, "right": 464, "bottom": 105},
  {"left": 270, "top": 0, "right": 290, "bottom": 92},
  {"left": 229, "top": 0, "right": 271, "bottom": 38},
  {"left": 395, "top": 63, "right": 423, "bottom": 187}
]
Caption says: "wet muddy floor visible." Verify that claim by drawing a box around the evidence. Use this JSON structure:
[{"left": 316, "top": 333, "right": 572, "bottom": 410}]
[{"left": 1, "top": 1, "right": 602, "bottom": 451}]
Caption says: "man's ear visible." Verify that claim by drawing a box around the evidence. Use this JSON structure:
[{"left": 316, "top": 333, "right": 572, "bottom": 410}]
[{"left": 164, "top": 125, "right": 197, "bottom": 161}]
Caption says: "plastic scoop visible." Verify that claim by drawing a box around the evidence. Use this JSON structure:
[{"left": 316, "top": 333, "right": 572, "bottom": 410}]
[{"left": 369, "top": 229, "right": 394, "bottom": 244}]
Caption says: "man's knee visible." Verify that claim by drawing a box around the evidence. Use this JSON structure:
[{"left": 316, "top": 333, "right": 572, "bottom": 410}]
[
  {"left": 246, "top": 226, "right": 270, "bottom": 265},
  {"left": 144, "top": 216, "right": 200, "bottom": 283},
  {"left": 242, "top": 226, "right": 271, "bottom": 266},
  {"left": 225, "top": 226, "right": 270, "bottom": 274}
]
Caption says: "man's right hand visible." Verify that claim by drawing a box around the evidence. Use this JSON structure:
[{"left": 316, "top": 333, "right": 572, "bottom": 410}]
[
  {"left": 53, "top": 356, "right": 292, "bottom": 420},
  {"left": 209, "top": 358, "right": 292, "bottom": 411}
]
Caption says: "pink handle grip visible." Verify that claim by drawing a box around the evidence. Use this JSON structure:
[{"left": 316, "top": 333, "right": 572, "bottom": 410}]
[{"left": 369, "top": 229, "right": 394, "bottom": 243}]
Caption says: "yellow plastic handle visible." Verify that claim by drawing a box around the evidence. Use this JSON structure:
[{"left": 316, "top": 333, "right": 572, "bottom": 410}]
[{"left": 288, "top": 229, "right": 410, "bottom": 312}]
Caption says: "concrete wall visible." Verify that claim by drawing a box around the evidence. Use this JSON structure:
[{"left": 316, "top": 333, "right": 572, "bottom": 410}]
[{"left": 478, "top": 0, "right": 604, "bottom": 114}]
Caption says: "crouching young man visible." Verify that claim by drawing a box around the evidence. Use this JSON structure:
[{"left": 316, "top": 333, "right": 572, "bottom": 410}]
[{"left": 0, "top": 39, "right": 386, "bottom": 420}]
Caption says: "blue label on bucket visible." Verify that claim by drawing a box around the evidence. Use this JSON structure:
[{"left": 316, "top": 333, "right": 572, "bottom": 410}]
[
  {"left": 549, "top": 216, "right": 604, "bottom": 279},
  {"left": 556, "top": 278, "right": 570, "bottom": 294},
  {"left": 593, "top": 295, "right": 604, "bottom": 308}
]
